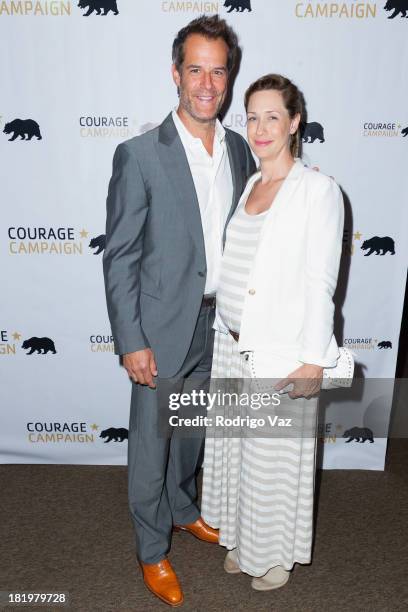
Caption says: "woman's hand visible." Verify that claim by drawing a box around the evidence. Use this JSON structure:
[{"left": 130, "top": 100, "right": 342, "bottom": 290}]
[{"left": 274, "top": 364, "right": 323, "bottom": 399}]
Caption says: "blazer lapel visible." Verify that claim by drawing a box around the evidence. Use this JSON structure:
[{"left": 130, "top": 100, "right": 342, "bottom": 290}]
[
  {"left": 258, "top": 159, "right": 305, "bottom": 241},
  {"left": 226, "top": 130, "right": 245, "bottom": 219},
  {"left": 223, "top": 130, "right": 245, "bottom": 245},
  {"left": 155, "top": 113, "right": 205, "bottom": 261}
]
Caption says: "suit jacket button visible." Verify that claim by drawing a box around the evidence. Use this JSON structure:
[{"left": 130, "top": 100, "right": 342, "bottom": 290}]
[
  {"left": 198, "top": 271, "right": 205, "bottom": 277},
  {"left": 248, "top": 288, "right": 256, "bottom": 295}
]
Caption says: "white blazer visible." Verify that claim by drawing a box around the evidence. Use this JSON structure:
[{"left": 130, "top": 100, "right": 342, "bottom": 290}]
[{"left": 214, "top": 159, "right": 344, "bottom": 370}]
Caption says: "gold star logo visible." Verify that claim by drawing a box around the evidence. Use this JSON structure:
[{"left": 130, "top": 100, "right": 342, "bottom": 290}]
[
  {"left": 353, "top": 231, "right": 362, "bottom": 241},
  {"left": 79, "top": 229, "right": 89, "bottom": 239},
  {"left": 12, "top": 332, "right": 21, "bottom": 341},
  {"left": 90, "top": 424, "right": 99, "bottom": 431}
]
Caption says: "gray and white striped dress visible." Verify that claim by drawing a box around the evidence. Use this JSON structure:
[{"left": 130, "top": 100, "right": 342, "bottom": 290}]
[{"left": 201, "top": 192, "right": 318, "bottom": 576}]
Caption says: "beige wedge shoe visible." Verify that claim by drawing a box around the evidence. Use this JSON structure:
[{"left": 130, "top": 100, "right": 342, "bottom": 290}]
[
  {"left": 251, "top": 565, "right": 290, "bottom": 591},
  {"left": 223, "top": 548, "right": 241, "bottom": 574}
]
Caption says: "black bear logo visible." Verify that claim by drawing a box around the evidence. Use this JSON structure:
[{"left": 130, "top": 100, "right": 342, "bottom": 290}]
[
  {"left": 100, "top": 427, "right": 128, "bottom": 442},
  {"left": 224, "top": 0, "right": 252, "bottom": 12},
  {"left": 3, "top": 119, "right": 42, "bottom": 142},
  {"left": 402, "top": 126, "right": 408, "bottom": 137},
  {"left": 89, "top": 234, "right": 106, "bottom": 255},
  {"left": 384, "top": 0, "right": 408, "bottom": 18},
  {"left": 301, "top": 122, "right": 325, "bottom": 143},
  {"left": 78, "top": 0, "right": 119, "bottom": 16},
  {"left": 378, "top": 340, "right": 392, "bottom": 349},
  {"left": 361, "top": 236, "right": 395, "bottom": 256},
  {"left": 343, "top": 427, "right": 374, "bottom": 443},
  {"left": 22, "top": 337, "right": 57, "bottom": 355}
]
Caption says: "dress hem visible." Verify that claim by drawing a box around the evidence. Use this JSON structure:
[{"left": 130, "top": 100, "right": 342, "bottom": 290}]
[{"left": 202, "top": 517, "right": 313, "bottom": 575}]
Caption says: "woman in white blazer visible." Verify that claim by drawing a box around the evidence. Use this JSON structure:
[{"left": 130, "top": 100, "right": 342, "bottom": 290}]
[{"left": 201, "top": 74, "right": 344, "bottom": 591}]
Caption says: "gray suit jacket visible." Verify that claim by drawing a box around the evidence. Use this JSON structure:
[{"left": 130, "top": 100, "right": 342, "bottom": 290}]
[{"left": 103, "top": 112, "right": 256, "bottom": 378}]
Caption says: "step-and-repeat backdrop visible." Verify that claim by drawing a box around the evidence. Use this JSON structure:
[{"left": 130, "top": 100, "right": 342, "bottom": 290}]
[{"left": 1, "top": 1, "right": 407, "bottom": 468}]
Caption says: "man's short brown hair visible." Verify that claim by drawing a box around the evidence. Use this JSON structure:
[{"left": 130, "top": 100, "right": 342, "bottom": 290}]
[{"left": 172, "top": 14, "right": 239, "bottom": 73}]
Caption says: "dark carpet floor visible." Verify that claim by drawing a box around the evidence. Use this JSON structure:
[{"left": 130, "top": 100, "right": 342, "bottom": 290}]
[{"left": 1, "top": 440, "right": 408, "bottom": 612}]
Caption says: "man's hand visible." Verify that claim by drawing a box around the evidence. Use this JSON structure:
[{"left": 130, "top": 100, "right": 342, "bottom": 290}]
[
  {"left": 123, "top": 348, "right": 158, "bottom": 389},
  {"left": 274, "top": 364, "right": 323, "bottom": 399}
]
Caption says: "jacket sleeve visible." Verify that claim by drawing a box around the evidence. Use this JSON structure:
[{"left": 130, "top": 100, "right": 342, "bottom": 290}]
[
  {"left": 103, "top": 142, "right": 150, "bottom": 356},
  {"left": 298, "top": 176, "right": 344, "bottom": 367}
]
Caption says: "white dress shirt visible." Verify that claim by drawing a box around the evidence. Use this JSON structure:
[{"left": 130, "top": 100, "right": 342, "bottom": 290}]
[{"left": 172, "top": 109, "right": 233, "bottom": 295}]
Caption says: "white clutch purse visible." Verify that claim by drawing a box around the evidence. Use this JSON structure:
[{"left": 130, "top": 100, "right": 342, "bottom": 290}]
[
  {"left": 321, "top": 347, "right": 355, "bottom": 390},
  {"left": 246, "top": 346, "right": 354, "bottom": 393}
]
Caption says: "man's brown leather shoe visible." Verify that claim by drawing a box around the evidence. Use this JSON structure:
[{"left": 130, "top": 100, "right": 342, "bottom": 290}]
[
  {"left": 140, "top": 558, "right": 184, "bottom": 607},
  {"left": 174, "top": 517, "right": 219, "bottom": 543}
]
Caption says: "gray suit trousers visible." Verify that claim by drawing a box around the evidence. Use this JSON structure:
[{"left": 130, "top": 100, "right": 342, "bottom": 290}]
[{"left": 127, "top": 302, "right": 215, "bottom": 564}]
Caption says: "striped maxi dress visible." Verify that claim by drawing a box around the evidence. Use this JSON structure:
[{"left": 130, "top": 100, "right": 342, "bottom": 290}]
[{"left": 201, "top": 193, "right": 319, "bottom": 577}]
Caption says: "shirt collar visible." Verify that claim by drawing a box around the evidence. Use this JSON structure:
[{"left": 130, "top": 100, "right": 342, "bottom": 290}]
[{"left": 172, "top": 108, "right": 226, "bottom": 146}]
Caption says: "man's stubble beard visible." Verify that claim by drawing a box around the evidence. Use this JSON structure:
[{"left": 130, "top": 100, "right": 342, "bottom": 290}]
[{"left": 178, "top": 86, "right": 226, "bottom": 125}]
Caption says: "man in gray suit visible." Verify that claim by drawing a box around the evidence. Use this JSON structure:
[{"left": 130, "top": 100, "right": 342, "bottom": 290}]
[{"left": 103, "top": 15, "right": 255, "bottom": 607}]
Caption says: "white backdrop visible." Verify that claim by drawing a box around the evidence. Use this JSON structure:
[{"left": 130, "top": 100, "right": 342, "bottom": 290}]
[{"left": 1, "top": 0, "right": 407, "bottom": 468}]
